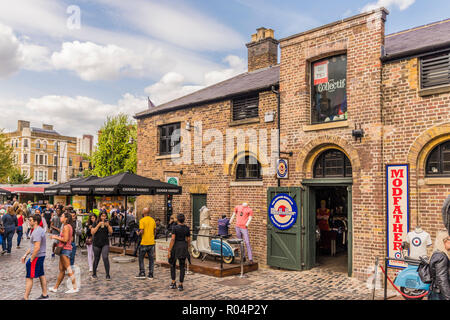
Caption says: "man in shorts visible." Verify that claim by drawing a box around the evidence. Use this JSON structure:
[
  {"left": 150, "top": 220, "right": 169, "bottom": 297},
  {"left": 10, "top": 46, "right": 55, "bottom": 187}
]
[{"left": 21, "top": 214, "right": 48, "bottom": 300}]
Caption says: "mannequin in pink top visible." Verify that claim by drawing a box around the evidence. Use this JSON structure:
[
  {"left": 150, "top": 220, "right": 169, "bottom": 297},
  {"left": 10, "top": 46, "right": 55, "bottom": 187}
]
[{"left": 230, "top": 202, "right": 254, "bottom": 264}]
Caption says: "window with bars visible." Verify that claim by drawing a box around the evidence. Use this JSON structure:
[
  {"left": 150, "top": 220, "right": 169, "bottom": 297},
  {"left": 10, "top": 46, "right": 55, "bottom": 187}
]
[
  {"left": 426, "top": 141, "right": 450, "bottom": 176},
  {"left": 314, "top": 149, "right": 352, "bottom": 178},
  {"left": 159, "top": 123, "right": 181, "bottom": 155},
  {"left": 236, "top": 155, "right": 262, "bottom": 180},
  {"left": 420, "top": 51, "right": 450, "bottom": 89},
  {"left": 232, "top": 95, "right": 259, "bottom": 121}
]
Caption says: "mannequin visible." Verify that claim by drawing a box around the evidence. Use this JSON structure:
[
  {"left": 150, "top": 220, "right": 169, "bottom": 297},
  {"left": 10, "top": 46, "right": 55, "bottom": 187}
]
[
  {"left": 405, "top": 226, "right": 432, "bottom": 259},
  {"left": 230, "top": 202, "right": 254, "bottom": 263},
  {"left": 197, "top": 206, "right": 212, "bottom": 252},
  {"left": 316, "top": 200, "right": 331, "bottom": 231}
]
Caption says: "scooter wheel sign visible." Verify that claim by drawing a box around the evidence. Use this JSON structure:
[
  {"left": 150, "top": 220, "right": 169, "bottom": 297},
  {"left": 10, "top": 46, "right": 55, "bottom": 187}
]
[{"left": 269, "top": 193, "right": 298, "bottom": 230}]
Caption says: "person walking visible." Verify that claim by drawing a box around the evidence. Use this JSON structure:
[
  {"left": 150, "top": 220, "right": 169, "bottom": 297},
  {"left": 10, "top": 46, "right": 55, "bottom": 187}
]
[
  {"left": 86, "top": 214, "right": 96, "bottom": 273},
  {"left": 21, "top": 213, "right": 48, "bottom": 300},
  {"left": 168, "top": 213, "right": 191, "bottom": 291},
  {"left": 50, "top": 210, "right": 62, "bottom": 259},
  {"left": 428, "top": 230, "right": 450, "bottom": 300},
  {"left": 90, "top": 211, "right": 112, "bottom": 281},
  {"left": 43, "top": 204, "right": 53, "bottom": 234},
  {"left": 16, "top": 209, "right": 24, "bottom": 249},
  {"left": 2, "top": 206, "right": 18, "bottom": 255},
  {"left": 69, "top": 211, "right": 81, "bottom": 267},
  {"left": 48, "top": 212, "right": 78, "bottom": 294},
  {"left": 135, "top": 208, "right": 156, "bottom": 280}
]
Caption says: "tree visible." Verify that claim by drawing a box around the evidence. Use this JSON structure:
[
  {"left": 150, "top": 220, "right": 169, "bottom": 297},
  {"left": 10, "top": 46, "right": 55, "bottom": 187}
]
[
  {"left": 89, "top": 114, "right": 137, "bottom": 177},
  {"left": 0, "top": 129, "right": 14, "bottom": 182},
  {"left": 7, "top": 167, "right": 31, "bottom": 184}
]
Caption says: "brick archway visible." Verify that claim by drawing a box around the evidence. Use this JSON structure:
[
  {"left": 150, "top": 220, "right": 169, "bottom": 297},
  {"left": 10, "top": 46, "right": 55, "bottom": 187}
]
[
  {"left": 407, "top": 123, "right": 450, "bottom": 176},
  {"left": 296, "top": 135, "right": 361, "bottom": 178}
]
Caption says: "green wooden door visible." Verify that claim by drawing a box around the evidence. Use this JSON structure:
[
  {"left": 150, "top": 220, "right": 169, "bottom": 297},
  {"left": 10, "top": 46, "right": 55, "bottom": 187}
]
[
  {"left": 347, "top": 186, "right": 353, "bottom": 277},
  {"left": 267, "top": 187, "right": 303, "bottom": 270},
  {"left": 303, "top": 186, "right": 317, "bottom": 270},
  {"left": 192, "top": 194, "right": 207, "bottom": 240}
]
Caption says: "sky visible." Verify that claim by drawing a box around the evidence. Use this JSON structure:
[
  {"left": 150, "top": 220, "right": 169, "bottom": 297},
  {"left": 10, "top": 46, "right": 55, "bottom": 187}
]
[{"left": 0, "top": 0, "right": 449, "bottom": 139}]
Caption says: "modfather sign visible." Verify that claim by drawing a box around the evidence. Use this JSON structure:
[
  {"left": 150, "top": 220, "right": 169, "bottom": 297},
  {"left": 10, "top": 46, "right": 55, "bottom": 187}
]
[{"left": 386, "top": 164, "right": 410, "bottom": 268}]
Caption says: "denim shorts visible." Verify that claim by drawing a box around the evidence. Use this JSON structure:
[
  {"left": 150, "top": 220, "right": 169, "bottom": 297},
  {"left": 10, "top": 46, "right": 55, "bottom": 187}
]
[{"left": 61, "top": 249, "right": 72, "bottom": 258}]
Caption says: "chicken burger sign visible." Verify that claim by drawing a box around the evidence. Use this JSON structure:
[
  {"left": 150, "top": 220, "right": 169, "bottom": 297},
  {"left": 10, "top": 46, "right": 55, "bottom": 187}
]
[{"left": 269, "top": 193, "right": 298, "bottom": 230}]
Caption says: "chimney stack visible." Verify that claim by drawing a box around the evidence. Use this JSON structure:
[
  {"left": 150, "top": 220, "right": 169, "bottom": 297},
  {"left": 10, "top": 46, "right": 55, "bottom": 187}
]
[
  {"left": 17, "top": 120, "right": 30, "bottom": 132},
  {"left": 246, "top": 27, "right": 279, "bottom": 72}
]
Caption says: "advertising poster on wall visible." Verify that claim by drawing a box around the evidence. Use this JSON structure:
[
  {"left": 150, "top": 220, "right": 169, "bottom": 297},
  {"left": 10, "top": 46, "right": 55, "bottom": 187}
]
[
  {"left": 72, "top": 196, "right": 86, "bottom": 210},
  {"left": 386, "top": 164, "right": 410, "bottom": 268}
]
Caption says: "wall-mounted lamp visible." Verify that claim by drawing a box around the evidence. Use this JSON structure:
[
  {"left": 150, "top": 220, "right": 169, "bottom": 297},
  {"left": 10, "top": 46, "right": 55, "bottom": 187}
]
[{"left": 352, "top": 124, "right": 364, "bottom": 142}]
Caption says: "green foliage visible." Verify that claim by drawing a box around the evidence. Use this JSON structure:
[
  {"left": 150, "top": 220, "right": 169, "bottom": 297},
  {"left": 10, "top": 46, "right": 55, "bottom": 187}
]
[
  {"left": 7, "top": 167, "right": 31, "bottom": 184},
  {"left": 0, "top": 130, "right": 14, "bottom": 182},
  {"left": 89, "top": 114, "right": 137, "bottom": 177}
]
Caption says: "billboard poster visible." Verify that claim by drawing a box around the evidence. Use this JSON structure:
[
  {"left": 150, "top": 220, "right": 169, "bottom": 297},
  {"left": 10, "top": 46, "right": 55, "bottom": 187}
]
[{"left": 386, "top": 164, "right": 409, "bottom": 268}]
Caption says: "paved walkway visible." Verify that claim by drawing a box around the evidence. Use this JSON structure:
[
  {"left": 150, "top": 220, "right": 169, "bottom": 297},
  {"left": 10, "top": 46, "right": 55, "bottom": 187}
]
[{"left": 1, "top": 234, "right": 383, "bottom": 300}]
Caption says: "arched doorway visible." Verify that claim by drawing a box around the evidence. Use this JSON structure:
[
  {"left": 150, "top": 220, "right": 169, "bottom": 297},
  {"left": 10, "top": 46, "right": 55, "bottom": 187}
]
[{"left": 302, "top": 148, "right": 353, "bottom": 276}]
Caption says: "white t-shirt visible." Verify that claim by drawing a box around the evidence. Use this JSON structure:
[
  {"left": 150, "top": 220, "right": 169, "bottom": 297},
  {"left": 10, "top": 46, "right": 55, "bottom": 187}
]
[{"left": 406, "top": 230, "right": 432, "bottom": 259}]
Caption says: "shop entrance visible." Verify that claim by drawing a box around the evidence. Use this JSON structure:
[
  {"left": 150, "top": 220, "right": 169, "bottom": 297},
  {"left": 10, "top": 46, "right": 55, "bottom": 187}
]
[
  {"left": 313, "top": 186, "right": 349, "bottom": 273},
  {"left": 302, "top": 180, "right": 353, "bottom": 276}
]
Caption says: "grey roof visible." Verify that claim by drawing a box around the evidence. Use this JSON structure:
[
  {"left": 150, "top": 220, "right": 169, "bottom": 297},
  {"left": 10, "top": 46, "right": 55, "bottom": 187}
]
[
  {"left": 383, "top": 18, "right": 450, "bottom": 61},
  {"left": 135, "top": 65, "right": 279, "bottom": 119},
  {"left": 31, "top": 127, "right": 60, "bottom": 135}
]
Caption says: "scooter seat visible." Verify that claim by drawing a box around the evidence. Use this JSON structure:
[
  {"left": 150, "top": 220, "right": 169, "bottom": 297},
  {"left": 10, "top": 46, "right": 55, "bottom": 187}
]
[{"left": 227, "top": 238, "right": 243, "bottom": 244}]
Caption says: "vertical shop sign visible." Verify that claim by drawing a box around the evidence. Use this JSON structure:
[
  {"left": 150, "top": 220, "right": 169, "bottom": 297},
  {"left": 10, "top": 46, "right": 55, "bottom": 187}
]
[{"left": 386, "top": 164, "right": 409, "bottom": 268}]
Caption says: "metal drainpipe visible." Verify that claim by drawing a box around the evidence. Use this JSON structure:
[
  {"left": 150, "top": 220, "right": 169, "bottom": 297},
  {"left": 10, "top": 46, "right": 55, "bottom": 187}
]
[{"left": 271, "top": 86, "right": 280, "bottom": 187}]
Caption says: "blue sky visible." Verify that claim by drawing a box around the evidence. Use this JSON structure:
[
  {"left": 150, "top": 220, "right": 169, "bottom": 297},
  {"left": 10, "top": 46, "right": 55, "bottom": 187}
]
[{"left": 0, "top": 0, "right": 449, "bottom": 138}]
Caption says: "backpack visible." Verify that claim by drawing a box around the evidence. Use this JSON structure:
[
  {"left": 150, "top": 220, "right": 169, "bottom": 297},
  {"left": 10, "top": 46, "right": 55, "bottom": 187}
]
[{"left": 417, "top": 257, "right": 432, "bottom": 284}]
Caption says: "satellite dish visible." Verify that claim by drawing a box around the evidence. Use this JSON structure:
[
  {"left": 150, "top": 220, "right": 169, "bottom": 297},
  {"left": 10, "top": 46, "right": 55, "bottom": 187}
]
[{"left": 442, "top": 195, "right": 450, "bottom": 233}]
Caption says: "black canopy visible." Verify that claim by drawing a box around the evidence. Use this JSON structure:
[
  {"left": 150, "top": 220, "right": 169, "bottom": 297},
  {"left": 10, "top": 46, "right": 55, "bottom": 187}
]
[
  {"left": 70, "top": 172, "right": 182, "bottom": 196},
  {"left": 44, "top": 178, "right": 83, "bottom": 195},
  {"left": 0, "top": 188, "right": 12, "bottom": 196},
  {"left": 70, "top": 176, "right": 100, "bottom": 195}
]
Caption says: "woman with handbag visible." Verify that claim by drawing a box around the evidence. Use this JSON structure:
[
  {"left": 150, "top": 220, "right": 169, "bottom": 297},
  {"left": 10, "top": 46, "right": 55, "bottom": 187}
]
[
  {"left": 86, "top": 214, "right": 96, "bottom": 273},
  {"left": 91, "top": 211, "right": 113, "bottom": 280},
  {"left": 48, "top": 212, "right": 78, "bottom": 294},
  {"left": 16, "top": 209, "right": 24, "bottom": 249}
]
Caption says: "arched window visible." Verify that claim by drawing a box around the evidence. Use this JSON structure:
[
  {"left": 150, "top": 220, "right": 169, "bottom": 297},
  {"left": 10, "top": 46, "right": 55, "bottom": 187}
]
[
  {"left": 236, "top": 155, "right": 262, "bottom": 180},
  {"left": 314, "top": 149, "right": 352, "bottom": 178},
  {"left": 426, "top": 141, "right": 450, "bottom": 176}
]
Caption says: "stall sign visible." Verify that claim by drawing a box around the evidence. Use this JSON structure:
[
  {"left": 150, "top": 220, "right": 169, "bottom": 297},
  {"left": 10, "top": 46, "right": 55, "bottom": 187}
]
[
  {"left": 54, "top": 196, "right": 67, "bottom": 205},
  {"left": 313, "top": 60, "right": 328, "bottom": 85},
  {"left": 166, "top": 177, "right": 179, "bottom": 186},
  {"left": 276, "top": 159, "right": 288, "bottom": 179},
  {"left": 72, "top": 196, "right": 86, "bottom": 210},
  {"left": 386, "top": 164, "right": 409, "bottom": 268},
  {"left": 155, "top": 238, "right": 171, "bottom": 263},
  {"left": 268, "top": 193, "right": 298, "bottom": 230}
]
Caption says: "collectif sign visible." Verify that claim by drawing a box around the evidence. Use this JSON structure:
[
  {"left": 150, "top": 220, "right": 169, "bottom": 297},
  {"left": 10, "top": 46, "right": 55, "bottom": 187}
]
[
  {"left": 386, "top": 164, "right": 409, "bottom": 268},
  {"left": 268, "top": 193, "right": 298, "bottom": 230}
]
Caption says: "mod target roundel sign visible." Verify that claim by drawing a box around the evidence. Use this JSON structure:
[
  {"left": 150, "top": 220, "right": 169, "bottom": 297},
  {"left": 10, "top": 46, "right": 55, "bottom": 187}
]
[
  {"left": 268, "top": 193, "right": 298, "bottom": 230},
  {"left": 412, "top": 237, "right": 422, "bottom": 247}
]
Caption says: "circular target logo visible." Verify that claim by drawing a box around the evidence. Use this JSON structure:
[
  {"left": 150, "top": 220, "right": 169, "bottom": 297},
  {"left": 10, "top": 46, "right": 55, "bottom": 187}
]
[
  {"left": 268, "top": 193, "right": 298, "bottom": 230},
  {"left": 412, "top": 237, "right": 422, "bottom": 247},
  {"left": 394, "top": 252, "right": 402, "bottom": 259},
  {"left": 277, "top": 159, "right": 288, "bottom": 178}
]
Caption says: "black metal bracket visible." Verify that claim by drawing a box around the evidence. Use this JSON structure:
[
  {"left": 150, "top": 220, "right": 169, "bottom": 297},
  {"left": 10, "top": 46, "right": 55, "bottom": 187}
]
[
  {"left": 163, "top": 170, "right": 183, "bottom": 175},
  {"left": 352, "top": 124, "right": 364, "bottom": 142},
  {"left": 280, "top": 151, "right": 293, "bottom": 157}
]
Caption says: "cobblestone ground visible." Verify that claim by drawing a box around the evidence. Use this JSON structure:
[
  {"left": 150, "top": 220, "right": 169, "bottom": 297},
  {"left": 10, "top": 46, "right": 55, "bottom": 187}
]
[{"left": 1, "top": 234, "right": 383, "bottom": 300}]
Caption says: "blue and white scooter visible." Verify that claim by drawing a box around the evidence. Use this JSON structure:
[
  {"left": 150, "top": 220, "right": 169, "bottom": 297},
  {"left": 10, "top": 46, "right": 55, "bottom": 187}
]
[
  {"left": 190, "top": 227, "right": 239, "bottom": 264},
  {"left": 393, "top": 243, "right": 430, "bottom": 300}
]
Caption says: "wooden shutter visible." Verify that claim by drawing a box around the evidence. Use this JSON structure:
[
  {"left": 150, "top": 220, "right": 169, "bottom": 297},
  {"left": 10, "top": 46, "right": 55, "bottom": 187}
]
[
  {"left": 421, "top": 51, "right": 450, "bottom": 89},
  {"left": 232, "top": 95, "right": 259, "bottom": 121}
]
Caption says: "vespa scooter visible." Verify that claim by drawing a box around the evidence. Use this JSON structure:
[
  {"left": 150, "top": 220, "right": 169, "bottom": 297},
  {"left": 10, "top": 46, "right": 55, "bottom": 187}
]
[
  {"left": 190, "top": 226, "right": 240, "bottom": 264},
  {"left": 393, "top": 243, "right": 430, "bottom": 300}
]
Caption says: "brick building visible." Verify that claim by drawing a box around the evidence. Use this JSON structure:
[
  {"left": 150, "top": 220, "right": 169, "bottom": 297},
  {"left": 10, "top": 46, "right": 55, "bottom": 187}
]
[{"left": 135, "top": 8, "right": 450, "bottom": 280}]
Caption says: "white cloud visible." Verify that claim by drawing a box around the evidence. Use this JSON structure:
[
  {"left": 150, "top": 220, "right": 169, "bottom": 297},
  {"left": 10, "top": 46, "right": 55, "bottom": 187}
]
[
  {"left": 362, "top": 0, "right": 415, "bottom": 12},
  {"left": 0, "top": 94, "right": 147, "bottom": 138},
  {"left": 51, "top": 41, "right": 147, "bottom": 81},
  {"left": 0, "top": 23, "right": 23, "bottom": 77},
  {"left": 145, "top": 55, "right": 247, "bottom": 105},
  {"left": 96, "top": 0, "right": 244, "bottom": 51}
]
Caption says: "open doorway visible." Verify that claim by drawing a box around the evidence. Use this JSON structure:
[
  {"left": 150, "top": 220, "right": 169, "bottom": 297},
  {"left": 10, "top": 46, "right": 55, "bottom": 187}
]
[{"left": 314, "top": 186, "right": 349, "bottom": 273}]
